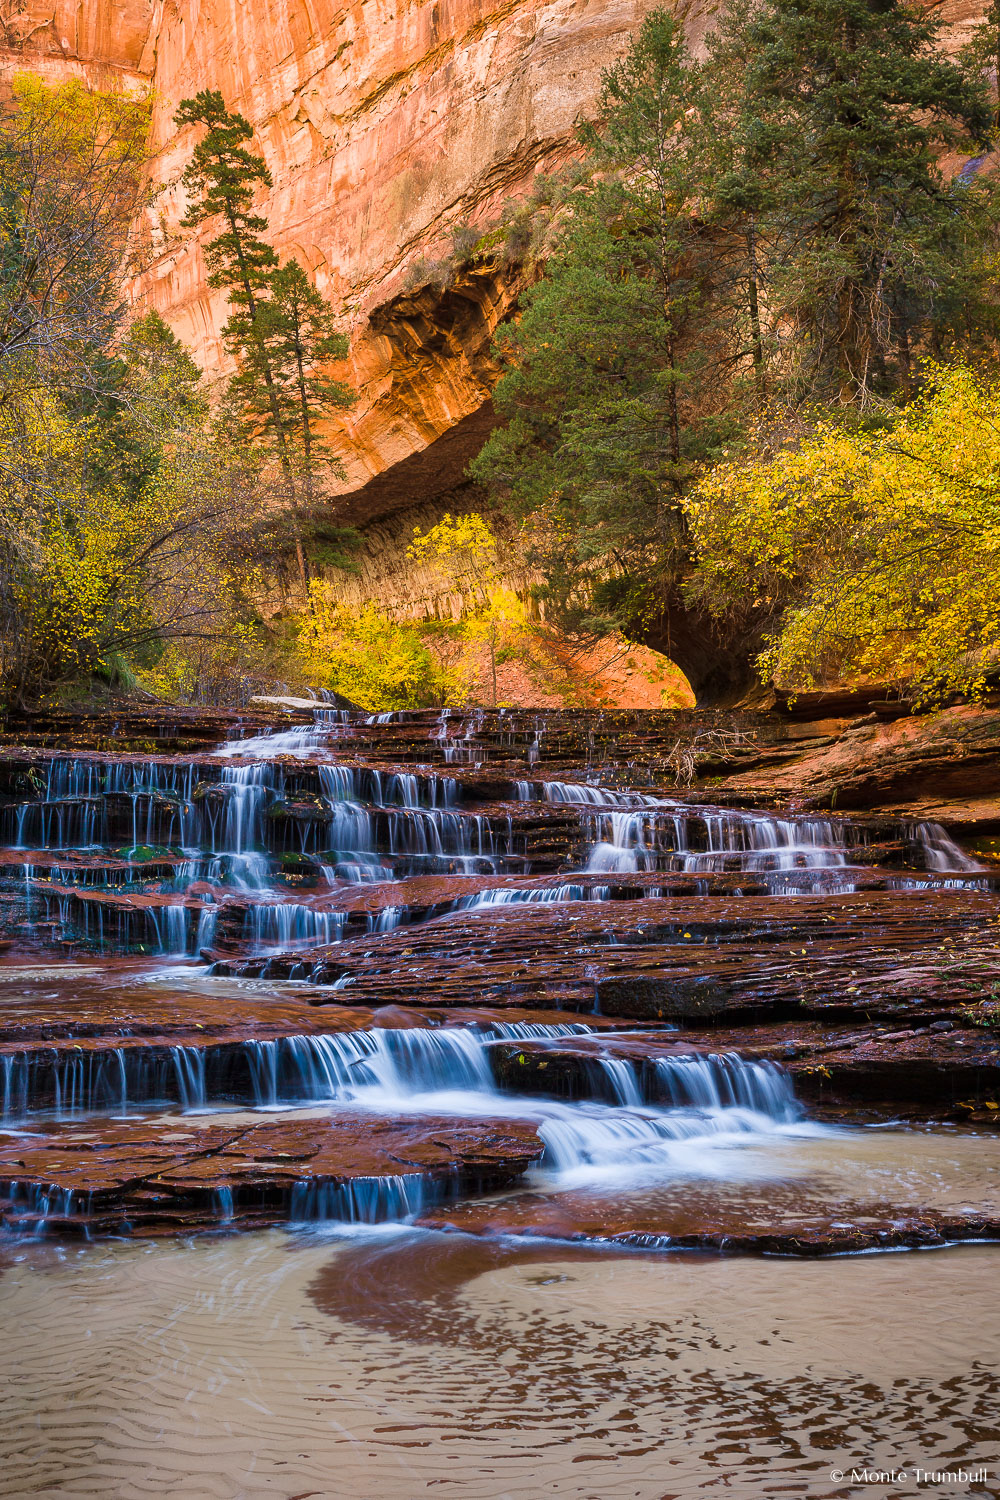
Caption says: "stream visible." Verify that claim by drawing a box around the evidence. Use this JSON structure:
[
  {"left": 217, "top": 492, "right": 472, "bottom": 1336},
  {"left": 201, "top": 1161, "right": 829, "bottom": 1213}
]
[{"left": 0, "top": 705, "right": 997, "bottom": 1496}]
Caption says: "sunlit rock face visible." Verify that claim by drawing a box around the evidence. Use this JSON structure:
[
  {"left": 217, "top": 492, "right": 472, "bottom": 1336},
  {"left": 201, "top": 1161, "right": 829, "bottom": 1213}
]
[
  {"left": 140, "top": 0, "right": 684, "bottom": 516},
  {"left": 0, "top": 0, "right": 155, "bottom": 74},
  {"left": 0, "top": 0, "right": 670, "bottom": 516},
  {"left": 0, "top": 0, "right": 987, "bottom": 519}
]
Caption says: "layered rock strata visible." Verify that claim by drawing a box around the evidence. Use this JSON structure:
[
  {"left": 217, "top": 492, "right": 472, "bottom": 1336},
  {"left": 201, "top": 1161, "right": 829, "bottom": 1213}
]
[{"left": 1, "top": 700, "right": 1000, "bottom": 1247}]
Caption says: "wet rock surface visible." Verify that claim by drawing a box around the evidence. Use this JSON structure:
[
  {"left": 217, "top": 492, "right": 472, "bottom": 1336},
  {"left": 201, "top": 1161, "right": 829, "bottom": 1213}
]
[
  {"left": 417, "top": 1192, "right": 1000, "bottom": 1256},
  {"left": 1, "top": 701, "right": 999, "bottom": 1248},
  {"left": 0, "top": 1111, "right": 543, "bottom": 1236},
  {"left": 416, "top": 1119, "right": 1000, "bottom": 1256}
]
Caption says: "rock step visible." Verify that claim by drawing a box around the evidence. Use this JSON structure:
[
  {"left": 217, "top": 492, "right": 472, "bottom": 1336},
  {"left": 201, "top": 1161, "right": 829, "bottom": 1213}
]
[
  {"left": 28, "top": 869, "right": 982, "bottom": 957},
  {"left": 0, "top": 704, "right": 313, "bottom": 755},
  {"left": 0, "top": 703, "right": 876, "bottom": 791},
  {"left": 485, "top": 1028, "right": 1000, "bottom": 1112},
  {"left": 214, "top": 889, "right": 1000, "bottom": 1021},
  {"left": 0, "top": 1111, "right": 544, "bottom": 1237},
  {"left": 416, "top": 1201, "right": 1000, "bottom": 1258}
]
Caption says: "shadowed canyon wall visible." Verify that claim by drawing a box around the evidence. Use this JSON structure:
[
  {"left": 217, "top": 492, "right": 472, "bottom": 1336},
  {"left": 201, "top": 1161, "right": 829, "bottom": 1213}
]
[{"left": 0, "top": 0, "right": 988, "bottom": 525}]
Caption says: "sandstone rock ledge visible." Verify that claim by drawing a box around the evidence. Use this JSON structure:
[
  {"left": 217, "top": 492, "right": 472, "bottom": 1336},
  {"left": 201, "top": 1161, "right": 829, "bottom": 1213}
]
[
  {"left": 0, "top": 1111, "right": 544, "bottom": 1237},
  {"left": 417, "top": 1201, "right": 1000, "bottom": 1258}
]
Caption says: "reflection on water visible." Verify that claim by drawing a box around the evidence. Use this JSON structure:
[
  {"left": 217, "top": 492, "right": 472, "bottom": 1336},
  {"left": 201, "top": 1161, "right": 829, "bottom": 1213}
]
[{"left": 0, "top": 1230, "right": 997, "bottom": 1498}]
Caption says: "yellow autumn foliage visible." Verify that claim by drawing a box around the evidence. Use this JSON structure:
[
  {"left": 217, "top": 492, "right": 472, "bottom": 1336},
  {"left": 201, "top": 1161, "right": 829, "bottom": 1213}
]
[
  {"left": 408, "top": 512, "right": 531, "bottom": 704},
  {"left": 406, "top": 511, "right": 499, "bottom": 571},
  {"left": 0, "top": 73, "right": 152, "bottom": 376},
  {"left": 0, "top": 387, "right": 134, "bottom": 688},
  {"left": 0, "top": 377, "right": 268, "bottom": 700},
  {"left": 685, "top": 363, "right": 1000, "bottom": 701},
  {"left": 298, "top": 591, "right": 445, "bottom": 710}
]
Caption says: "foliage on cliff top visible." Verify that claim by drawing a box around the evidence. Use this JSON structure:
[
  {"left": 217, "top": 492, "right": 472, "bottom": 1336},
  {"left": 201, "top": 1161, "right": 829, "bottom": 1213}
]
[{"left": 685, "top": 363, "right": 1000, "bottom": 701}]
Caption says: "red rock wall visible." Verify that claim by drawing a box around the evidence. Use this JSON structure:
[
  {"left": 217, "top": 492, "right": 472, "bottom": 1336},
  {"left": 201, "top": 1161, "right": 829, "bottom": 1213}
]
[
  {"left": 0, "top": 0, "right": 988, "bottom": 518},
  {"left": 2, "top": 0, "right": 674, "bottom": 513},
  {"left": 142, "top": 0, "right": 684, "bottom": 512}
]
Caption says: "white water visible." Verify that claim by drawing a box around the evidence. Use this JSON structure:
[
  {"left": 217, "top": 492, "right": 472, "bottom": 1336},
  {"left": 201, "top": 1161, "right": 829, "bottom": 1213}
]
[
  {"left": 914, "top": 821, "right": 984, "bottom": 874},
  {"left": 2, "top": 1019, "right": 808, "bottom": 1211},
  {"left": 9, "top": 709, "right": 990, "bottom": 963},
  {"left": 584, "top": 805, "right": 852, "bottom": 884},
  {"left": 240, "top": 1027, "right": 808, "bottom": 1197},
  {"left": 1, "top": 706, "right": 988, "bottom": 1236}
]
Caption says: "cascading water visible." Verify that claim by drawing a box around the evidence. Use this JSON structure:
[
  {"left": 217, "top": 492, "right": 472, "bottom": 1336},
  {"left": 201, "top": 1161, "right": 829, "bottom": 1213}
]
[
  {"left": 1, "top": 1020, "right": 806, "bottom": 1220},
  {"left": 10, "top": 710, "right": 947, "bottom": 964},
  {"left": 2, "top": 1019, "right": 799, "bottom": 1143},
  {"left": 242, "top": 904, "right": 347, "bottom": 952},
  {"left": 3, "top": 704, "right": 991, "bottom": 1237},
  {"left": 289, "top": 1175, "right": 428, "bottom": 1224},
  {"left": 582, "top": 802, "right": 855, "bottom": 890},
  {"left": 913, "top": 821, "right": 984, "bottom": 875}
]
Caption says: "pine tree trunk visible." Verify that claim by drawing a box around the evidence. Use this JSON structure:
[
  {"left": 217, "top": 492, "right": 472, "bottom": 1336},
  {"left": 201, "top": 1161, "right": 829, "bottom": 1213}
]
[
  {"left": 292, "top": 315, "right": 314, "bottom": 598},
  {"left": 226, "top": 206, "right": 295, "bottom": 491},
  {"left": 746, "top": 215, "right": 765, "bottom": 402},
  {"left": 226, "top": 208, "right": 307, "bottom": 594}
]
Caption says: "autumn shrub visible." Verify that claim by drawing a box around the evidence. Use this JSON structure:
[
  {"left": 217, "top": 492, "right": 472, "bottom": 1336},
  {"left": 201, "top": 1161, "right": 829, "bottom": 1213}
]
[
  {"left": 299, "top": 593, "right": 445, "bottom": 710},
  {"left": 0, "top": 78, "right": 285, "bottom": 707},
  {"left": 407, "top": 512, "right": 531, "bottom": 704},
  {"left": 685, "top": 363, "right": 1000, "bottom": 701},
  {"left": 0, "top": 319, "right": 280, "bottom": 704}
]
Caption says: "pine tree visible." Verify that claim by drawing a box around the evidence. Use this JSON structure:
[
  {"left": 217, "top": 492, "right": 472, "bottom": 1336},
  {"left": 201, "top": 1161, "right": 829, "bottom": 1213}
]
[
  {"left": 175, "top": 92, "right": 356, "bottom": 584},
  {"left": 471, "top": 13, "right": 745, "bottom": 696},
  {"left": 973, "top": 0, "right": 1000, "bottom": 130},
  {"left": 175, "top": 92, "right": 289, "bottom": 465},
  {"left": 704, "top": 0, "right": 994, "bottom": 405},
  {"left": 227, "top": 260, "right": 353, "bottom": 511}
]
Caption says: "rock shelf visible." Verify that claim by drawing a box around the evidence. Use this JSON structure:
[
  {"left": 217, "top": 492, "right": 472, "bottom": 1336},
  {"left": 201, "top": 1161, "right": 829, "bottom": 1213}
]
[
  {"left": 216, "top": 887, "right": 1000, "bottom": 1021},
  {"left": 2, "top": 701, "right": 999, "bottom": 1248},
  {"left": 0, "top": 1111, "right": 543, "bottom": 1235},
  {"left": 417, "top": 1194, "right": 1000, "bottom": 1257}
]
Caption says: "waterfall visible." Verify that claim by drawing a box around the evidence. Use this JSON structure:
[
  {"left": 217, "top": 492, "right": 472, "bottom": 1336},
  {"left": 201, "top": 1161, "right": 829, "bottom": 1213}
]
[
  {"left": 215, "top": 724, "right": 331, "bottom": 758},
  {"left": 649, "top": 1052, "right": 800, "bottom": 1118},
  {"left": 9, "top": 704, "right": 997, "bottom": 1246},
  {"left": 913, "top": 822, "right": 984, "bottom": 874},
  {"left": 479, "top": 1021, "right": 593, "bottom": 1040},
  {"left": 532, "top": 1099, "right": 784, "bottom": 1174},
  {"left": 242, "top": 904, "right": 346, "bottom": 952},
  {"left": 582, "top": 804, "right": 854, "bottom": 888},
  {"left": 246, "top": 1027, "right": 497, "bottom": 1105},
  {"left": 289, "top": 1174, "right": 427, "bottom": 1224},
  {"left": 1, "top": 1024, "right": 801, "bottom": 1152},
  {"left": 588, "top": 1056, "right": 644, "bottom": 1106},
  {"left": 216, "top": 761, "right": 274, "bottom": 856},
  {"left": 545, "top": 782, "right": 660, "bottom": 808},
  {"left": 1, "top": 1182, "right": 83, "bottom": 1237},
  {"left": 150, "top": 905, "right": 191, "bottom": 957},
  {"left": 460, "top": 883, "right": 587, "bottom": 910}
]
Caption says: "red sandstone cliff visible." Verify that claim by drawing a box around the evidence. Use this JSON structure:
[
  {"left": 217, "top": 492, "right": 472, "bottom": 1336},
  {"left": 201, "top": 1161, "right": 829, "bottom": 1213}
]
[
  {"left": 0, "top": 0, "right": 673, "bottom": 517},
  {"left": 0, "top": 0, "right": 989, "bottom": 520}
]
